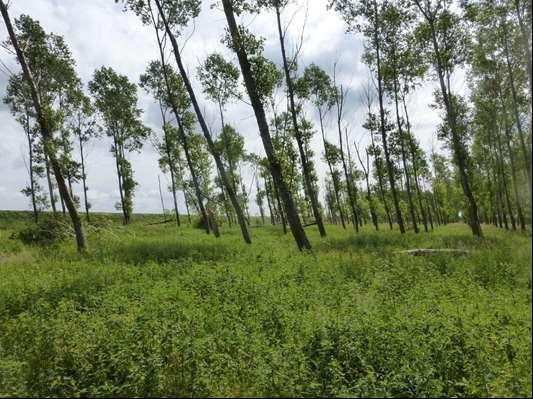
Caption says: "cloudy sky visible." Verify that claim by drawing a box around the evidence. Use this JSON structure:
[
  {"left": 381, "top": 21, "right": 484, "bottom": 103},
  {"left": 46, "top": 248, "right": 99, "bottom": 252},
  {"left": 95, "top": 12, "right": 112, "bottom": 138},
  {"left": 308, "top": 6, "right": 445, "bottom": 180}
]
[{"left": 0, "top": 0, "right": 465, "bottom": 215}]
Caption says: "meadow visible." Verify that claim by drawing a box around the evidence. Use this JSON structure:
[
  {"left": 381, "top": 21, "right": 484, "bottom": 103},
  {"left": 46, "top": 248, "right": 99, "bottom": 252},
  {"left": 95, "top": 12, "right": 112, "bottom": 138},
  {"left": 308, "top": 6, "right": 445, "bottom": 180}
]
[{"left": 0, "top": 211, "right": 531, "bottom": 397}]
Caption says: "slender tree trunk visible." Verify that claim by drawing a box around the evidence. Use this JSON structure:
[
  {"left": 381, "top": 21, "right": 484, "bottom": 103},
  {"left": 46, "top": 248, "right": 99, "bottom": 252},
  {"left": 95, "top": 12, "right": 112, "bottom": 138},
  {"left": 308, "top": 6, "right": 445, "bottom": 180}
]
[
  {"left": 155, "top": 0, "right": 251, "bottom": 244},
  {"left": 217, "top": 168, "right": 233, "bottom": 227},
  {"left": 44, "top": 154, "right": 57, "bottom": 213},
  {"left": 24, "top": 114, "right": 38, "bottom": 222},
  {"left": 393, "top": 80, "right": 418, "bottom": 232},
  {"left": 499, "top": 93, "right": 527, "bottom": 231},
  {"left": 343, "top": 127, "right": 360, "bottom": 232},
  {"left": 149, "top": 6, "right": 209, "bottom": 234},
  {"left": 402, "top": 97, "right": 428, "bottom": 232},
  {"left": 319, "top": 109, "right": 346, "bottom": 228},
  {"left": 354, "top": 142, "right": 379, "bottom": 231},
  {"left": 217, "top": 101, "right": 236, "bottom": 228},
  {"left": 221, "top": 0, "right": 310, "bottom": 250},
  {"left": 335, "top": 86, "right": 359, "bottom": 232},
  {"left": 495, "top": 126, "right": 516, "bottom": 230},
  {"left": 112, "top": 133, "right": 127, "bottom": 225},
  {"left": 370, "top": 128, "right": 393, "bottom": 230},
  {"left": 488, "top": 133, "right": 507, "bottom": 229},
  {"left": 503, "top": 35, "right": 532, "bottom": 199},
  {"left": 79, "top": 135, "right": 90, "bottom": 222},
  {"left": 275, "top": 6, "right": 326, "bottom": 238},
  {"left": 159, "top": 107, "right": 181, "bottom": 226},
  {"left": 514, "top": 0, "right": 532, "bottom": 96},
  {"left": 424, "top": 14, "right": 482, "bottom": 236},
  {"left": 184, "top": 192, "right": 192, "bottom": 225},
  {"left": 1, "top": 0, "right": 86, "bottom": 251},
  {"left": 372, "top": 7, "right": 405, "bottom": 233},
  {"left": 264, "top": 179, "right": 275, "bottom": 225}
]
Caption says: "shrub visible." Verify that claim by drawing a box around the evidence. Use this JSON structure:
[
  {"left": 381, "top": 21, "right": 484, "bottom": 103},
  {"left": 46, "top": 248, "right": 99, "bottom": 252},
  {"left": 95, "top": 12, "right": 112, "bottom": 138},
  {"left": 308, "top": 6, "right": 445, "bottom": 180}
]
[{"left": 17, "top": 216, "right": 72, "bottom": 246}]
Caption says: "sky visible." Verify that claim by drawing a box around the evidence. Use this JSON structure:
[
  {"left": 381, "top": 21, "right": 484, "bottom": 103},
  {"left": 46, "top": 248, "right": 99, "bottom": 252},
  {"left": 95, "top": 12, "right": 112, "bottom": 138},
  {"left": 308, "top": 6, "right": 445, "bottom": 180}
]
[{"left": 0, "top": 0, "right": 466, "bottom": 215}]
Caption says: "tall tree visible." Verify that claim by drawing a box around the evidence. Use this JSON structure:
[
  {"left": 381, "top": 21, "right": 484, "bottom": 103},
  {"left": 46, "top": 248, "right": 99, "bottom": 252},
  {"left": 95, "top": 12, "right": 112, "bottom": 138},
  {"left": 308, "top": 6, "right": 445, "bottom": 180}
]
[
  {"left": 330, "top": 0, "right": 406, "bottom": 233},
  {"left": 68, "top": 91, "right": 99, "bottom": 222},
  {"left": 266, "top": 0, "right": 327, "bottom": 237},
  {"left": 140, "top": 60, "right": 188, "bottom": 227},
  {"left": 221, "top": 0, "right": 311, "bottom": 250},
  {"left": 89, "top": 66, "right": 150, "bottom": 225},
  {"left": 413, "top": 0, "right": 482, "bottom": 236},
  {"left": 297, "top": 64, "right": 347, "bottom": 228},
  {"left": 151, "top": 0, "right": 251, "bottom": 244},
  {"left": 0, "top": 5, "right": 86, "bottom": 251}
]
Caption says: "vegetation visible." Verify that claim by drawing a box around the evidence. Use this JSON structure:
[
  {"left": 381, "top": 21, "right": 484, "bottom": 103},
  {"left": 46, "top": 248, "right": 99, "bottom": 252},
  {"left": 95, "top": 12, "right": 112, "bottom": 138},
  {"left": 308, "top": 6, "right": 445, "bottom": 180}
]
[
  {"left": 0, "top": 211, "right": 531, "bottom": 397},
  {"left": 0, "top": 0, "right": 531, "bottom": 396}
]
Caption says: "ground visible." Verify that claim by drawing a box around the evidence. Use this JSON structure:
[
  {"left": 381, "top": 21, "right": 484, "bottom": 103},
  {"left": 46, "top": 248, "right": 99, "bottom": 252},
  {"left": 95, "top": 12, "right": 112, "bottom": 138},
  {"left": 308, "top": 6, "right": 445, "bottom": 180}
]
[{"left": 0, "top": 211, "right": 531, "bottom": 397}]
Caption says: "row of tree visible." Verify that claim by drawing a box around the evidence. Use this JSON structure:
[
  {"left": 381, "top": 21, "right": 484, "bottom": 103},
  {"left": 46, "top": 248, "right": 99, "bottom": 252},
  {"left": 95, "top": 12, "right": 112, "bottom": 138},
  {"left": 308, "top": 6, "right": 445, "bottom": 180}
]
[{"left": 1, "top": 0, "right": 530, "bottom": 252}]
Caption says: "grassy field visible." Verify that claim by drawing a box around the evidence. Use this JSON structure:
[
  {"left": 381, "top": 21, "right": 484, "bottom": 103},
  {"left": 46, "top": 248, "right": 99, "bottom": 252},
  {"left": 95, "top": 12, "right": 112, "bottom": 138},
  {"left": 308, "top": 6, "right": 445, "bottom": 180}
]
[{"left": 0, "top": 211, "right": 531, "bottom": 397}]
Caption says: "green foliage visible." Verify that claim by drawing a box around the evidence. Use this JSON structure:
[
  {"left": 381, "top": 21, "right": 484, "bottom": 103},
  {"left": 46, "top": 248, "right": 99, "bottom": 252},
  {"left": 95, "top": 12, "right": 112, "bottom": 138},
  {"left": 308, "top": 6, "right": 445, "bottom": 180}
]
[{"left": 0, "top": 213, "right": 531, "bottom": 397}]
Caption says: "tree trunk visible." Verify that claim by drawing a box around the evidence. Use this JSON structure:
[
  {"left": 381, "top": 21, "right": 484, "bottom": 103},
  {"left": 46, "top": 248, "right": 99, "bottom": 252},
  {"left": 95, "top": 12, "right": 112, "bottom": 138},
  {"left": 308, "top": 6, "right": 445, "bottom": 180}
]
[
  {"left": 402, "top": 97, "right": 428, "bottom": 232},
  {"left": 155, "top": 0, "right": 251, "bottom": 244},
  {"left": 514, "top": 0, "right": 532, "bottom": 97},
  {"left": 44, "top": 154, "right": 57, "bottom": 213},
  {"left": 159, "top": 107, "right": 181, "bottom": 226},
  {"left": 184, "top": 192, "right": 192, "bottom": 225},
  {"left": 25, "top": 114, "right": 38, "bottom": 222},
  {"left": 275, "top": 6, "right": 326, "bottom": 238},
  {"left": 354, "top": 142, "right": 379, "bottom": 231},
  {"left": 372, "top": 7, "right": 405, "bottom": 233},
  {"left": 222, "top": 0, "right": 310, "bottom": 250},
  {"left": 79, "top": 135, "right": 90, "bottom": 222},
  {"left": 424, "top": 14, "right": 482, "bottom": 237},
  {"left": 149, "top": 6, "right": 209, "bottom": 233},
  {"left": 393, "top": 80, "right": 418, "bottom": 233},
  {"left": 503, "top": 34, "right": 532, "bottom": 199},
  {"left": 498, "top": 90, "right": 527, "bottom": 231},
  {"left": 495, "top": 126, "right": 516, "bottom": 230},
  {"left": 339, "top": 123, "right": 359, "bottom": 232},
  {"left": 319, "top": 109, "right": 346, "bottom": 228}
]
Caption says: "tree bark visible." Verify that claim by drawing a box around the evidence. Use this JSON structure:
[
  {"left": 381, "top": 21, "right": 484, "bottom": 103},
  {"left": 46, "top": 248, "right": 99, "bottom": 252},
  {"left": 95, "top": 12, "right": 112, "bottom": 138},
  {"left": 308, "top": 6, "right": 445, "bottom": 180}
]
[
  {"left": 498, "top": 86, "right": 526, "bottom": 231},
  {"left": 24, "top": 113, "right": 38, "bottom": 222}
]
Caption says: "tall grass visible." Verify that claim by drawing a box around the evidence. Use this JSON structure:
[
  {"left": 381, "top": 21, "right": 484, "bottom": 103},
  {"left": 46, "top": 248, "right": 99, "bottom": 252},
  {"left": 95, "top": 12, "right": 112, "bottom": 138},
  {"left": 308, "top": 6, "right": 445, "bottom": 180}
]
[{"left": 0, "top": 212, "right": 531, "bottom": 397}]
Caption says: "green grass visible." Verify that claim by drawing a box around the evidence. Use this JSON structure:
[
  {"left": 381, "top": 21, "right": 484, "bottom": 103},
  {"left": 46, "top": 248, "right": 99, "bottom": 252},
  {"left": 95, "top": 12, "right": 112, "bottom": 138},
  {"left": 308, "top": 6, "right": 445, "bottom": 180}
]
[{"left": 0, "top": 211, "right": 531, "bottom": 397}]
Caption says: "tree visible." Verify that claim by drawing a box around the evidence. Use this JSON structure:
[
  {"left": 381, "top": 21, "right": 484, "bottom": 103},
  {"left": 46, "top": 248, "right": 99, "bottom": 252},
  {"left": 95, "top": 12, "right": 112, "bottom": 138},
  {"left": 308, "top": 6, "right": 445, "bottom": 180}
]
[
  {"left": 3, "top": 74, "right": 48, "bottom": 221},
  {"left": 151, "top": 0, "right": 251, "bottom": 244},
  {"left": 67, "top": 91, "right": 99, "bottom": 222},
  {"left": 297, "top": 64, "right": 347, "bottom": 228},
  {"left": 0, "top": 4, "right": 86, "bottom": 251},
  {"left": 272, "top": 0, "right": 327, "bottom": 237},
  {"left": 140, "top": 60, "right": 187, "bottom": 227},
  {"left": 333, "top": 71, "right": 361, "bottom": 232},
  {"left": 89, "top": 66, "right": 150, "bottom": 225},
  {"left": 220, "top": 0, "right": 311, "bottom": 250},
  {"left": 412, "top": 0, "right": 482, "bottom": 236},
  {"left": 330, "top": 0, "right": 406, "bottom": 233},
  {"left": 197, "top": 53, "right": 244, "bottom": 225}
]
